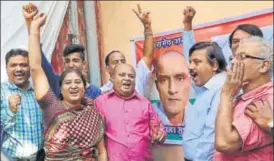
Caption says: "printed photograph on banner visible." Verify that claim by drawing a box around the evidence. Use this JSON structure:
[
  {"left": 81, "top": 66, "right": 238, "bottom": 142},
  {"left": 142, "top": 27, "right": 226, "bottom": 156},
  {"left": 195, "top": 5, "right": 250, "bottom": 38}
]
[{"left": 133, "top": 9, "right": 273, "bottom": 147}]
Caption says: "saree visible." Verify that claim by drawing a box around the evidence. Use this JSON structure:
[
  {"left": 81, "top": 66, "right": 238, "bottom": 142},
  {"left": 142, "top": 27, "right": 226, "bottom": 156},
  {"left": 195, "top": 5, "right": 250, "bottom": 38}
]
[{"left": 39, "top": 89, "right": 104, "bottom": 161}]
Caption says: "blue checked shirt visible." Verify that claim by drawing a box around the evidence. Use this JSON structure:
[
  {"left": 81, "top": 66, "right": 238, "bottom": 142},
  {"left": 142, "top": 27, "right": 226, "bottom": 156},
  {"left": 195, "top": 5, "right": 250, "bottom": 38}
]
[{"left": 1, "top": 80, "right": 43, "bottom": 158}]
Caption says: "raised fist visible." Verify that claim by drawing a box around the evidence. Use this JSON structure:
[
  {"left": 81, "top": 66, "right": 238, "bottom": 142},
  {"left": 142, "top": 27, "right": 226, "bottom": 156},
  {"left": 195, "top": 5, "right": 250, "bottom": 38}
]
[
  {"left": 8, "top": 95, "right": 21, "bottom": 113},
  {"left": 31, "top": 12, "right": 47, "bottom": 30},
  {"left": 183, "top": 6, "right": 196, "bottom": 23},
  {"left": 22, "top": 3, "right": 38, "bottom": 20}
]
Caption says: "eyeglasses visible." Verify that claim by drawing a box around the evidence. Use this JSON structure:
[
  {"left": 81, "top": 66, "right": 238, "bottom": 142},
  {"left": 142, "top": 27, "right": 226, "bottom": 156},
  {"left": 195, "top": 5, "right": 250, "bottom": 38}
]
[{"left": 229, "top": 53, "right": 266, "bottom": 62}]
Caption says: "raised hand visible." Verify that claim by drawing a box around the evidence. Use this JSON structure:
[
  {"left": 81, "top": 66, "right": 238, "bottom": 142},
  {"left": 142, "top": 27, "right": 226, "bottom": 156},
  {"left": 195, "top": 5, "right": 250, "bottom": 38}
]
[
  {"left": 30, "top": 12, "right": 47, "bottom": 33},
  {"left": 132, "top": 4, "right": 151, "bottom": 27},
  {"left": 8, "top": 95, "right": 21, "bottom": 113},
  {"left": 183, "top": 6, "right": 196, "bottom": 24},
  {"left": 245, "top": 99, "right": 273, "bottom": 133},
  {"left": 221, "top": 59, "right": 244, "bottom": 99},
  {"left": 22, "top": 3, "right": 38, "bottom": 20},
  {"left": 22, "top": 3, "right": 39, "bottom": 34}
]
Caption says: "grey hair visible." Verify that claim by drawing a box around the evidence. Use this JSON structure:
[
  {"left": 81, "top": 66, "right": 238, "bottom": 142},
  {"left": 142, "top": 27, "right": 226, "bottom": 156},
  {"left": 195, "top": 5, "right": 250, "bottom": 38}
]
[{"left": 240, "top": 36, "right": 273, "bottom": 77}]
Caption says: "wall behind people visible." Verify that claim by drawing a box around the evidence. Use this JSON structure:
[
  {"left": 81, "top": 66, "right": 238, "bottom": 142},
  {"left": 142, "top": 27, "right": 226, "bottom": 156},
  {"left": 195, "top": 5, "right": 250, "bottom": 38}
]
[{"left": 97, "top": 1, "right": 272, "bottom": 83}]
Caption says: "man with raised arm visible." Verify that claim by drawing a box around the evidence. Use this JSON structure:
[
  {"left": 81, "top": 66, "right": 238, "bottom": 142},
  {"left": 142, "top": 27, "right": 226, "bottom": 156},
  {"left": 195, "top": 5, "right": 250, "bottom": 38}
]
[{"left": 101, "top": 4, "right": 154, "bottom": 97}]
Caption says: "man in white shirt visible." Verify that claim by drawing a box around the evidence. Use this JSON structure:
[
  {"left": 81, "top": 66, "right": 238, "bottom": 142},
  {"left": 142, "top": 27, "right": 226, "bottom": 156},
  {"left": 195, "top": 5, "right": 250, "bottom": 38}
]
[{"left": 100, "top": 4, "right": 154, "bottom": 95}]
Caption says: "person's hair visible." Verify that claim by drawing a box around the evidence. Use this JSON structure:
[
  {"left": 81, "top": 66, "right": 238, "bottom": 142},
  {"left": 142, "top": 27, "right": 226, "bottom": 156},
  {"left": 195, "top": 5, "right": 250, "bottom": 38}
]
[
  {"left": 63, "top": 44, "right": 85, "bottom": 61},
  {"left": 105, "top": 50, "right": 122, "bottom": 66},
  {"left": 229, "top": 24, "right": 263, "bottom": 48},
  {"left": 240, "top": 36, "right": 273, "bottom": 77},
  {"left": 59, "top": 68, "right": 86, "bottom": 100},
  {"left": 5, "top": 48, "right": 28, "bottom": 65},
  {"left": 189, "top": 42, "right": 227, "bottom": 73}
]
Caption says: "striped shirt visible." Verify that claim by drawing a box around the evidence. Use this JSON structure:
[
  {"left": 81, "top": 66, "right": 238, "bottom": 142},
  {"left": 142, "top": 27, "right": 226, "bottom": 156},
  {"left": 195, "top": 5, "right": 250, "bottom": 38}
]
[{"left": 1, "top": 80, "right": 43, "bottom": 158}]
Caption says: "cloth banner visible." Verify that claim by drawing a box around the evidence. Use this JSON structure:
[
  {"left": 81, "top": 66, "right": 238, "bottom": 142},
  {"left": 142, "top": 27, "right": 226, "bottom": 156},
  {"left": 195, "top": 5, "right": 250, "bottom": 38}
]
[{"left": 1, "top": 1, "right": 69, "bottom": 82}]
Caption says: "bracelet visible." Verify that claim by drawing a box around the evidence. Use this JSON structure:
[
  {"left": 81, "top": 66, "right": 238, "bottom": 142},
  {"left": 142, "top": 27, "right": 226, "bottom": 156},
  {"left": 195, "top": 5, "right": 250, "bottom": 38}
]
[{"left": 144, "top": 31, "right": 153, "bottom": 36}]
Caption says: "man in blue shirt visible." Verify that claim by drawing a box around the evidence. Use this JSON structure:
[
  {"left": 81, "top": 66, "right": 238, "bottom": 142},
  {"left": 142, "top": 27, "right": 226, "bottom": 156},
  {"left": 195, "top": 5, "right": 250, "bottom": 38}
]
[
  {"left": 40, "top": 44, "right": 101, "bottom": 99},
  {"left": 23, "top": 4, "right": 101, "bottom": 99},
  {"left": 1, "top": 48, "right": 43, "bottom": 160},
  {"left": 181, "top": 6, "right": 227, "bottom": 161}
]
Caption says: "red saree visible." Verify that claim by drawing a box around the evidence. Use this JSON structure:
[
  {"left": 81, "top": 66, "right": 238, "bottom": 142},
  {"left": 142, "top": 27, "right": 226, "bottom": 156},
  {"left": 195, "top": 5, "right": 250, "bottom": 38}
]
[{"left": 38, "top": 89, "right": 104, "bottom": 161}]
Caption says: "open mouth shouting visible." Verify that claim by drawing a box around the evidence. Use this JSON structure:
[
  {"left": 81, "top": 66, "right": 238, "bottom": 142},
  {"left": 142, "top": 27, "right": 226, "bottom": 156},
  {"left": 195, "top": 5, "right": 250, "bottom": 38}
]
[
  {"left": 189, "top": 70, "right": 198, "bottom": 82},
  {"left": 69, "top": 89, "right": 79, "bottom": 97},
  {"left": 13, "top": 72, "right": 25, "bottom": 80},
  {"left": 122, "top": 81, "right": 132, "bottom": 90}
]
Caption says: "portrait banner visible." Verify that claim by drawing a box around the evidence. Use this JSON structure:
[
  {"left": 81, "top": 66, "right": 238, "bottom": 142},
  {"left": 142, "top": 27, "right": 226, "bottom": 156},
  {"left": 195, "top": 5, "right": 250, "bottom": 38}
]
[{"left": 132, "top": 8, "right": 273, "bottom": 146}]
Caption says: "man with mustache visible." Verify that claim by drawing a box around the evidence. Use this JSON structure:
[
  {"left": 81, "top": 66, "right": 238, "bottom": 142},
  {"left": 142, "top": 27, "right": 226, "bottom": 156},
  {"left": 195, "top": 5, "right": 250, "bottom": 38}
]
[
  {"left": 180, "top": 6, "right": 267, "bottom": 161},
  {"left": 179, "top": 7, "right": 227, "bottom": 161},
  {"left": 182, "top": 41, "right": 227, "bottom": 161},
  {"left": 182, "top": 7, "right": 264, "bottom": 64},
  {"left": 1, "top": 49, "right": 43, "bottom": 160},
  {"left": 95, "top": 63, "right": 166, "bottom": 161},
  {"left": 214, "top": 36, "right": 273, "bottom": 161}
]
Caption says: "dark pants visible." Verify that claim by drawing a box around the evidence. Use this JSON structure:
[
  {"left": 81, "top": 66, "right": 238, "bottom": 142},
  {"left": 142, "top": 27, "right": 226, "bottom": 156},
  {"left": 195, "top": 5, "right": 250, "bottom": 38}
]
[
  {"left": 185, "top": 158, "right": 192, "bottom": 161},
  {"left": 13, "top": 152, "right": 37, "bottom": 161},
  {"left": 13, "top": 149, "right": 45, "bottom": 161}
]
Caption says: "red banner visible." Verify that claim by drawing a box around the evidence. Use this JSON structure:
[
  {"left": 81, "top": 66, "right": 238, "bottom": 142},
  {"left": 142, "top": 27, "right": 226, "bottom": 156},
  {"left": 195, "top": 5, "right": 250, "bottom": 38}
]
[{"left": 133, "top": 9, "right": 273, "bottom": 64}]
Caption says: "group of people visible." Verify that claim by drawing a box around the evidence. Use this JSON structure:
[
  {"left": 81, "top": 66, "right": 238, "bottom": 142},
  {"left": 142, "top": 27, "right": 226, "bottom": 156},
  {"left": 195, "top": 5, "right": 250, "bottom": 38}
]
[{"left": 1, "top": 3, "right": 273, "bottom": 161}]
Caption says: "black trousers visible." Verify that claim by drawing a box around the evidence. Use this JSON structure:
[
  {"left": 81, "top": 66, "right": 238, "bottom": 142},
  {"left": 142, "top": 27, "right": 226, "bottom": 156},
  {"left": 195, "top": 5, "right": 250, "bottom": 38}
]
[
  {"left": 185, "top": 158, "right": 192, "bottom": 161},
  {"left": 13, "top": 149, "right": 45, "bottom": 161}
]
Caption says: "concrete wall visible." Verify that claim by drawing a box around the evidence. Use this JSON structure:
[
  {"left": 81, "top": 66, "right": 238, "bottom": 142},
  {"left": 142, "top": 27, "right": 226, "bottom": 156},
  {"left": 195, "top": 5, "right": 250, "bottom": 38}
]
[{"left": 98, "top": 1, "right": 273, "bottom": 83}]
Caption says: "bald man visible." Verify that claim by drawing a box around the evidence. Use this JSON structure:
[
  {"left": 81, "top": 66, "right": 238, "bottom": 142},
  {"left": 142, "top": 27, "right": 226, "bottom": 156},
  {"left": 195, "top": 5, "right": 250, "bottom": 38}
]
[
  {"left": 154, "top": 51, "right": 191, "bottom": 126},
  {"left": 147, "top": 51, "right": 191, "bottom": 161},
  {"left": 95, "top": 64, "right": 166, "bottom": 161}
]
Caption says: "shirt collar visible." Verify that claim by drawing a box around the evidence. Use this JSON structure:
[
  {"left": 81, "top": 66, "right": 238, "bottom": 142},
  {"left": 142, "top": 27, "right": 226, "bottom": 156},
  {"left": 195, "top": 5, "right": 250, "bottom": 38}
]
[
  {"left": 107, "top": 89, "right": 141, "bottom": 100},
  {"left": 203, "top": 72, "right": 226, "bottom": 90},
  {"left": 7, "top": 80, "right": 33, "bottom": 91},
  {"left": 157, "top": 101, "right": 186, "bottom": 126},
  {"left": 240, "top": 81, "right": 273, "bottom": 101}
]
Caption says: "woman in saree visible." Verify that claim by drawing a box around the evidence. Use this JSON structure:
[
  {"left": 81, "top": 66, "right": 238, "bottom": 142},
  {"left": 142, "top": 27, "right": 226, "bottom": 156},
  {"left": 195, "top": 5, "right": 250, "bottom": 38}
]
[{"left": 27, "top": 11, "right": 107, "bottom": 161}]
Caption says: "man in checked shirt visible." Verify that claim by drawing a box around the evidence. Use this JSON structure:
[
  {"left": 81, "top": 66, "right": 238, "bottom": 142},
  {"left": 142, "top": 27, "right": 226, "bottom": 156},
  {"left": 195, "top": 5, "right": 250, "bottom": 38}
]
[{"left": 1, "top": 49, "right": 44, "bottom": 161}]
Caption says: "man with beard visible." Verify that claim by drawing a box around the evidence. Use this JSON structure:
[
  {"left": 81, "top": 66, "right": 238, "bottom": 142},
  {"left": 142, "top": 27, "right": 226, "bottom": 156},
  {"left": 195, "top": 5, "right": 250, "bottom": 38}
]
[
  {"left": 215, "top": 36, "right": 273, "bottom": 161},
  {"left": 1, "top": 49, "right": 43, "bottom": 160},
  {"left": 95, "top": 63, "right": 166, "bottom": 161}
]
